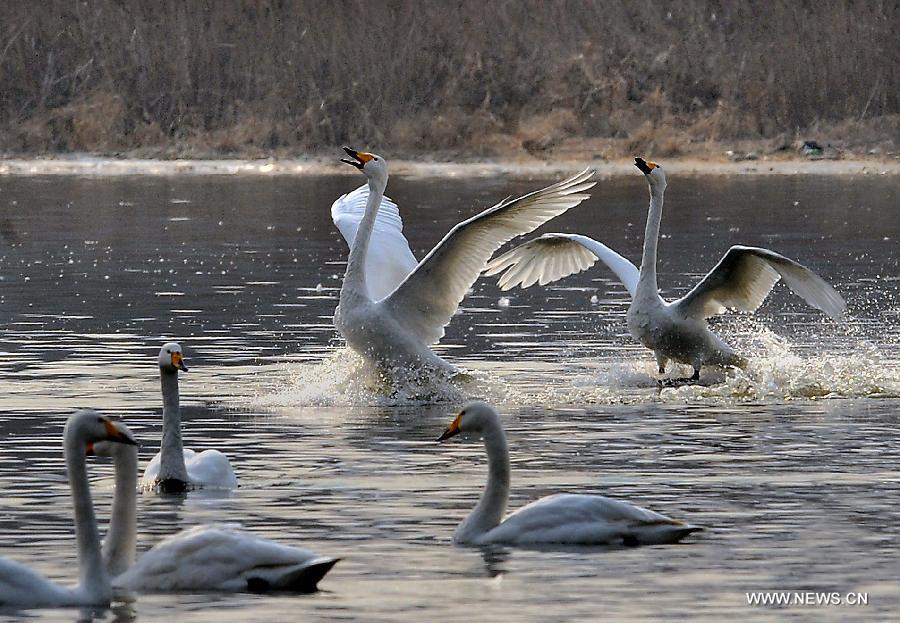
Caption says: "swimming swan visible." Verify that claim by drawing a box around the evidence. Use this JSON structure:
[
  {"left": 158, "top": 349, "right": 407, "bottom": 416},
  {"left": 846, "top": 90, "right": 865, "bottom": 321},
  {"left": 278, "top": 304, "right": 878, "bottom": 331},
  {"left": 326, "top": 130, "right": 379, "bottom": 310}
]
[
  {"left": 91, "top": 434, "right": 337, "bottom": 593},
  {"left": 485, "top": 158, "right": 846, "bottom": 382},
  {"left": 333, "top": 147, "right": 595, "bottom": 376},
  {"left": 0, "top": 410, "right": 136, "bottom": 608},
  {"left": 437, "top": 401, "right": 700, "bottom": 545},
  {"left": 140, "top": 343, "right": 237, "bottom": 492}
]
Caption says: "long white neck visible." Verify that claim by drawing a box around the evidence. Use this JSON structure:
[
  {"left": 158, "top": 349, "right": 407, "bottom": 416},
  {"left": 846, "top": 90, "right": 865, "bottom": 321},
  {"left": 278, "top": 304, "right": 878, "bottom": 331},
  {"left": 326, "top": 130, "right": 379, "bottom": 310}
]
[
  {"left": 158, "top": 366, "right": 189, "bottom": 482},
  {"left": 456, "top": 421, "right": 510, "bottom": 541},
  {"left": 636, "top": 179, "right": 666, "bottom": 300},
  {"left": 104, "top": 445, "right": 137, "bottom": 577},
  {"left": 64, "top": 431, "right": 111, "bottom": 602},
  {"left": 340, "top": 176, "right": 385, "bottom": 303}
]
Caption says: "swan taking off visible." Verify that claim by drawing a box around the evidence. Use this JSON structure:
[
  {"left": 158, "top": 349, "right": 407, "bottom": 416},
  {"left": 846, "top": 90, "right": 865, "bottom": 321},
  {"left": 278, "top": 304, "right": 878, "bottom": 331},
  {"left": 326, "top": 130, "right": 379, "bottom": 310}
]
[
  {"left": 140, "top": 343, "right": 237, "bottom": 492},
  {"left": 90, "top": 435, "right": 338, "bottom": 593},
  {"left": 485, "top": 158, "right": 846, "bottom": 382},
  {"left": 333, "top": 147, "right": 595, "bottom": 378},
  {"left": 0, "top": 410, "right": 136, "bottom": 608},
  {"left": 437, "top": 401, "right": 700, "bottom": 545}
]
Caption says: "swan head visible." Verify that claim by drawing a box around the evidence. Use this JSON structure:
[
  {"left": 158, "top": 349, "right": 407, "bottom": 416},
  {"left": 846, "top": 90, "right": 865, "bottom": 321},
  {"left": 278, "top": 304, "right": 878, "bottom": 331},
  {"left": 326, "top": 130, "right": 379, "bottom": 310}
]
[
  {"left": 437, "top": 401, "right": 500, "bottom": 441},
  {"left": 634, "top": 157, "right": 666, "bottom": 188},
  {"left": 67, "top": 409, "right": 138, "bottom": 447},
  {"left": 87, "top": 421, "right": 138, "bottom": 458},
  {"left": 341, "top": 146, "right": 388, "bottom": 187},
  {"left": 158, "top": 342, "right": 188, "bottom": 372}
]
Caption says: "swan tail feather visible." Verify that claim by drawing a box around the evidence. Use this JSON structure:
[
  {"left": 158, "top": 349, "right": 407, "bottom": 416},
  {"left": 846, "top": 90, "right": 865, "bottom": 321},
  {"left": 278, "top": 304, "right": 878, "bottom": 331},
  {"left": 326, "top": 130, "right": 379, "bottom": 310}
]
[{"left": 248, "top": 558, "right": 340, "bottom": 593}]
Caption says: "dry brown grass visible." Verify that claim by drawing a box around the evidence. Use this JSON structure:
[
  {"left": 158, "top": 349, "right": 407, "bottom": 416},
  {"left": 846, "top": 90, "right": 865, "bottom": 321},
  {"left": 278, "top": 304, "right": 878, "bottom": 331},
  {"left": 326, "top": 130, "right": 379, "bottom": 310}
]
[{"left": 1, "top": 1, "right": 896, "bottom": 159}]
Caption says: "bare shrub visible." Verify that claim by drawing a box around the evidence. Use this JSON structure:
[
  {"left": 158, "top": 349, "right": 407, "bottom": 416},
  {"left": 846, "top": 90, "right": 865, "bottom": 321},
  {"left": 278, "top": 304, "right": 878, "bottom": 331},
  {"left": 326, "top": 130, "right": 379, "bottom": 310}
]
[{"left": 0, "top": 0, "right": 895, "bottom": 157}]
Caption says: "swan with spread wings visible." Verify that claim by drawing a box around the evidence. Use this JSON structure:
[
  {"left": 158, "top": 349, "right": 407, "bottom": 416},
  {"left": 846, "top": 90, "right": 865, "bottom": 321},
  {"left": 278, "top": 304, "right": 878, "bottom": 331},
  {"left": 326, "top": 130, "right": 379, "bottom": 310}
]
[
  {"left": 332, "top": 147, "right": 595, "bottom": 377},
  {"left": 485, "top": 158, "right": 846, "bottom": 383}
]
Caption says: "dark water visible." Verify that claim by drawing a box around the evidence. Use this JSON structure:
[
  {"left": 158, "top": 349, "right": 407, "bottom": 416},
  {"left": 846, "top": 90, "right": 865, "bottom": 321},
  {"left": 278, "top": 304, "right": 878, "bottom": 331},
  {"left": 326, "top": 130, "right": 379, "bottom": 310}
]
[{"left": 0, "top": 170, "right": 897, "bottom": 621}]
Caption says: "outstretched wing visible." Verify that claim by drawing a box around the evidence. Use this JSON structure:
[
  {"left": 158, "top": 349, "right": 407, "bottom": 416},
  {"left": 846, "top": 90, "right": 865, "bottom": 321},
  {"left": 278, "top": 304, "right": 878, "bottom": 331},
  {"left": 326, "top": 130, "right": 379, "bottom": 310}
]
[
  {"left": 673, "top": 245, "right": 846, "bottom": 320},
  {"left": 331, "top": 185, "right": 418, "bottom": 301},
  {"left": 484, "top": 233, "right": 639, "bottom": 298},
  {"left": 381, "top": 169, "right": 596, "bottom": 345}
]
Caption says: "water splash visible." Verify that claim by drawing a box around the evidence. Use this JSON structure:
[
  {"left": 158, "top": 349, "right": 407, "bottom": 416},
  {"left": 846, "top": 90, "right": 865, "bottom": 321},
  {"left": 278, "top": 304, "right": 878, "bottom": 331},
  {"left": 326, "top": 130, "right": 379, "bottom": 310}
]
[
  {"left": 248, "top": 323, "right": 899, "bottom": 409},
  {"left": 249, "top": 348, "right": 499, "bottom": 408},
  {"left": 661, "top": 327, "right": 899, "bottom": 402}
]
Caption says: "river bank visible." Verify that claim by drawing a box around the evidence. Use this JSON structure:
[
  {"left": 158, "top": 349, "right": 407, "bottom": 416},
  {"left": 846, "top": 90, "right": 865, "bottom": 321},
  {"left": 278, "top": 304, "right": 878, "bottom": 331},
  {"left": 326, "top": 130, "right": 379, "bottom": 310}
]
[{"left": 1, "top": 154, "right": 897, "bottom": 178}]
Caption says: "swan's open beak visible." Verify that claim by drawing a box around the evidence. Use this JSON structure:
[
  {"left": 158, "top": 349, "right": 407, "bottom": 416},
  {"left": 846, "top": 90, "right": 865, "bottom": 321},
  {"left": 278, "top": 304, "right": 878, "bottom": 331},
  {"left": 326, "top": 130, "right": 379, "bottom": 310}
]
[
  {"left": 341, "top": 146, "right": 373, "bottom": 170},
  {"left": 437, "top": 412, "right": 463, "bottom": 442},
  {"left": 85, "top": 442, "right": 95, "bottom": 456},
  {"left": 103, "top": 419, "right": 138, "bottom": 446},
  {"left": 634, "top": 157, "right": 658, "bottom": 175},
  {"left": 171, "top": 351, "right": 188, "bottom": 372}
]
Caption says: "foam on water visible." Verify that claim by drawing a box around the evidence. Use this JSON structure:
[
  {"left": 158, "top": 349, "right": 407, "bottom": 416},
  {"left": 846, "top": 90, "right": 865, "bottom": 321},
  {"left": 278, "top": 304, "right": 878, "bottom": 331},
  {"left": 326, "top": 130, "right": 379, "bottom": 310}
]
[
  {"left": 248, "top": 322, "right": 899, "bottom": 410},
  {"left": 249, "top": 348, "right": 490, "bottom": 408},
  {"left": 658, "top": 333, "right": 899, "bottom": 402}
]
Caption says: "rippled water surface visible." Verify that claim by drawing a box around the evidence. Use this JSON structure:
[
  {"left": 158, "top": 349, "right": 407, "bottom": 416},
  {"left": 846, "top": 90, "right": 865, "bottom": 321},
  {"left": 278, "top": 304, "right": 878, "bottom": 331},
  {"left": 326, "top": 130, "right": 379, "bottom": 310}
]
[{"left": 0, "top": 170, "right": 898, "bottom": 621}]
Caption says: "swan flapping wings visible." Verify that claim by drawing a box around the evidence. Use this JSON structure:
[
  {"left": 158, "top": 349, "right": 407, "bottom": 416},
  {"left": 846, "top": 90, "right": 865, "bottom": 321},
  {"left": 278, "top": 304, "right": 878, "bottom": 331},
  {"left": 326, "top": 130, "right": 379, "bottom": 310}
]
[
  {"left": 485, "top": 238, "right": 844, "bottom": 322},
  {"left": 484, "top": 233, "right": 639, "bottom": 297},
  {"left": 672, "top": 245, "right": 846, "bottom": 320},
  {"left": 381, "top": 168, "right": 596, "bottom": 345},
  {"left": 331, "top": 185, "right": 419, "bottom": 301}
]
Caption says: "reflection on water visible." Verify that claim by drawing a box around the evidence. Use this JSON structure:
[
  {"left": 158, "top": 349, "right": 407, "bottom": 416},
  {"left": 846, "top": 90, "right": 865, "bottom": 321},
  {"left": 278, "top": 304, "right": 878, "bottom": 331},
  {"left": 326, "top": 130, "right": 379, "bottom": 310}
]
[{"left": 0, "top": 172, "right": 898, "bottom": 621}]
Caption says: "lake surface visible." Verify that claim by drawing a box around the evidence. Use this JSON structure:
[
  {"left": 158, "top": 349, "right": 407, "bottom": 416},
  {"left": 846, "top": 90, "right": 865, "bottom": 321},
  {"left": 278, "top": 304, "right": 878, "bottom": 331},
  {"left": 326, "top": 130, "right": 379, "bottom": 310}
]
[{"left": 0, "top": 169, "right": 897, "bottom": 621}]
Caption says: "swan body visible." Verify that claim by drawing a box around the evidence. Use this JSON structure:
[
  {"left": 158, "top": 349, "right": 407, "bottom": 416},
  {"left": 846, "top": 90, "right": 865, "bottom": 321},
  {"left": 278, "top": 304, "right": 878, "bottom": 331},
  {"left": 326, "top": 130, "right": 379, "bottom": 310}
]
[
  {"left": 334, "top": 147, "right": 596, "bottom": 376},
  {"left": 438, "top": 402, "right": 700, "bottom": 546},
  {"left": 0, "top": 410, "right": 136, "bottom": 608},
  {"left": 115, "top": 525, "right": 337, "bottom": 593},
  {"left": 141, "top": 448, "right": 237, "bottom": 491},
  {"left": 141, "top": 343, "right": 237, "bottom": 492},
  {"left": 92, "top": 437, "right": 337, "bottom": 593},
  {"left": 486, "top": 158, "right": 846, "bottom": 381}
]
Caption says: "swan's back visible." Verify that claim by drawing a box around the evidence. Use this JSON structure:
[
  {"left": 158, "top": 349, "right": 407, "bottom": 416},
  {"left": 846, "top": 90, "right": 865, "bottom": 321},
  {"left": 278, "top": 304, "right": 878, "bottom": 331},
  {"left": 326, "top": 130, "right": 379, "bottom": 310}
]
[
  {"left": 0, "top": 556, "right": 75, "bottom": 606},
  {"left": 141, "top": 448, "right": 237, "bottom": 490},
  {"left": 184, "top": 449, "right": 238, "bottom": 489},
  {"left": 479, "top": 493, "right": 700, "bottom": 546},
  {"left": 114, "top": 524, "right": 336, "bottom": 593}
]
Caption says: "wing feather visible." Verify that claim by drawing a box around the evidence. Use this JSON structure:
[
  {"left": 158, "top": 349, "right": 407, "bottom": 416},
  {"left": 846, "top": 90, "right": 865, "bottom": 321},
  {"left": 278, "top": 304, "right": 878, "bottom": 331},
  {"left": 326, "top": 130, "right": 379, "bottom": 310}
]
[
  {"left": 380, "top": 169, "right": 596, "bottom": 344},
  {"left": 674, "top": 245, "right": 846, "bottom": 320},
  {"left": 484, "top": 233, "right": 639, "bottom": 297},
  {"left": 331, "top": 185, "right": 418, "bottom": 300}
]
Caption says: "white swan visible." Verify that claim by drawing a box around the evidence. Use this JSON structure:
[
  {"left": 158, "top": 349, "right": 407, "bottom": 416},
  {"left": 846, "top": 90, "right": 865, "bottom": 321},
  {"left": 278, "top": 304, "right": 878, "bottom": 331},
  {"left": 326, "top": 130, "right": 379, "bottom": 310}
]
[
  {"left": 437, "top": 401, "right": 700, "bottom": 545},
  {"left": 485, "top": 157, "right": 847, "bottom": 382},
  {"left": 0, "top": 410, "right": 136, "bottom": 608},
  {"left": 90, "top": 433, "right": 338, "bottom": 593},
  {"left": 333, "top": 147, "right": 595, "bottom": 376},
  {"left": 140, "top": 342, "right": 237, "bottom": 492}
]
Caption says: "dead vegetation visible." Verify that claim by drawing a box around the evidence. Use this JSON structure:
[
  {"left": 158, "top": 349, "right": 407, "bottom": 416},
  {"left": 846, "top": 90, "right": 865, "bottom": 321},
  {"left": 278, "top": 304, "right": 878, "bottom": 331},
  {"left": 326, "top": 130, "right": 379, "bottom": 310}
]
[{"left": 0, "top": 1, "right": 896, "bottom": 160}]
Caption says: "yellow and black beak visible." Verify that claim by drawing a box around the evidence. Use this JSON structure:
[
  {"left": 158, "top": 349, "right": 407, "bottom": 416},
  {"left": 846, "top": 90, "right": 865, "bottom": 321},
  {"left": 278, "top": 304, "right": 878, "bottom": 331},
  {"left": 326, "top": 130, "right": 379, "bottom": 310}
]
[
  {"left": 341, "top": 146, "right": 374, "bottom": 170},
  {"left": 171, "top": 351, "right": 188, "bottom": 372},
  {"left": 437, "top": 412, "right": 463, "bottom": 442},
  {"left": 634, "top": 157, "right": 658, "bottom": 175},
  {"left": 102, "top": 419, "right": 138, "bottom": 446}
]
